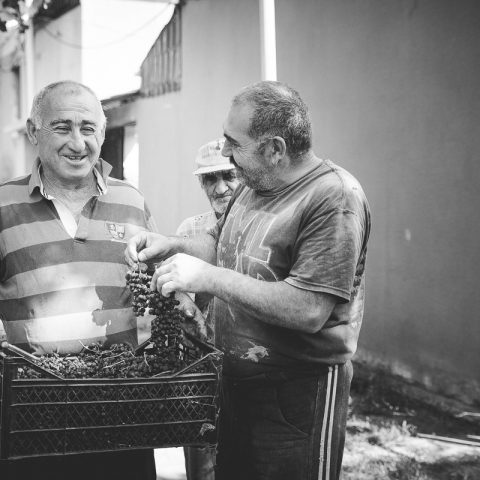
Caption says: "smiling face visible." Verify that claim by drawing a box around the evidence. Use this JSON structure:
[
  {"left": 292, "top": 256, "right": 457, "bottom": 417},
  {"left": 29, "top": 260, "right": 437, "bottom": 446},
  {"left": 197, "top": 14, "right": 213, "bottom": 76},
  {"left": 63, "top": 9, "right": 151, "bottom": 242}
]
[
  {"left": 27, "top": 86, "right": 106, "bottom": 187},
  {"left": 222, "top": 102, "right": 276, "bottom": 192}
]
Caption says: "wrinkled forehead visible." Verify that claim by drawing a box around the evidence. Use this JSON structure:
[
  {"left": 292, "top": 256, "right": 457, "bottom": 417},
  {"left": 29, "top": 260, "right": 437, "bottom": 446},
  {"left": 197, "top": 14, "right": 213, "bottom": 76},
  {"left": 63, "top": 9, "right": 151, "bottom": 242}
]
[{"left": 42, "top": 87, "right": 104, "bottom": 125}]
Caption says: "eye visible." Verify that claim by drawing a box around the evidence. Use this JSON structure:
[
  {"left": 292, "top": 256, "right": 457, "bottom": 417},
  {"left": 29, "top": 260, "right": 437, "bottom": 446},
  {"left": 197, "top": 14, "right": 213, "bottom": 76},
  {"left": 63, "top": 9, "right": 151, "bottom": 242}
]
[
  {"left": 54, "top": 126, "right": 70, "bottom": 133},
  {"left": 202, "top": 174, "right": 217, "bottom": 184},
  {"left": 224, "top": 137, "right": 238, "bottom": 149},
  {"left": 223, "top": 171, "right": 236, "bottom": 182},
  {"left": 81, "top": 127, "right": 96, "bottom": 135}
]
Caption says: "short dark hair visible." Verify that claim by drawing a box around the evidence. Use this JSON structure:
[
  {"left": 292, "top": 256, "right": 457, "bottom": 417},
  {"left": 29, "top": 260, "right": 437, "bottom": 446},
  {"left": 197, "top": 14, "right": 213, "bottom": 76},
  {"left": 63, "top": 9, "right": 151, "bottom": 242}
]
[{"left": 232, "top": 81, "right": 312, "bottom": 159}]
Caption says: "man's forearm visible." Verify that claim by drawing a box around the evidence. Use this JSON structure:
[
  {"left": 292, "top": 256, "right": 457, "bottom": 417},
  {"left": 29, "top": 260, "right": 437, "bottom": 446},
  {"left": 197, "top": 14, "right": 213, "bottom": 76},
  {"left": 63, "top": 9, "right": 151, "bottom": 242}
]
[
  {"left": 205, "top": 267, "right": 336, "bottom": 333},
  {"left": 173, "top": 233, "right": 217, "bottom": 265}
]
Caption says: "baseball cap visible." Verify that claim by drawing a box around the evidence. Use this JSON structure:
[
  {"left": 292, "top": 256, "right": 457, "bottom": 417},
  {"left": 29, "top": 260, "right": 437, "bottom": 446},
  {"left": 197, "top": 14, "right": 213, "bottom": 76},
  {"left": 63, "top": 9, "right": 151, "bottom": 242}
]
[{"left": 193, "top": 138, "right": 235, "bottom": 175}]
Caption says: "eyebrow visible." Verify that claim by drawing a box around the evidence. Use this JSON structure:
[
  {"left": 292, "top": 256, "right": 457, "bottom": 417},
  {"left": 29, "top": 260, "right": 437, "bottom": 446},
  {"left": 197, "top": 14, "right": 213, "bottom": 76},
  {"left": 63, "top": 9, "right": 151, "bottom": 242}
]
[
  {"left": 49, "top": 119, "right": 98, "bottom": 127},
  {"left": 223, "top": 133, "right": 239, "bottom": 145}
]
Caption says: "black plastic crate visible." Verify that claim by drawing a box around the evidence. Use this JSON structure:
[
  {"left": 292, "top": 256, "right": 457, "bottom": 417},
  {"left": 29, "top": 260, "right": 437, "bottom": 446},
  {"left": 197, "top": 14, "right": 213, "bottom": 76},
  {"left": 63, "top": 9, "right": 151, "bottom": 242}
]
[{"left": 0, "top": 337, "right": 222, "bottom": 459}]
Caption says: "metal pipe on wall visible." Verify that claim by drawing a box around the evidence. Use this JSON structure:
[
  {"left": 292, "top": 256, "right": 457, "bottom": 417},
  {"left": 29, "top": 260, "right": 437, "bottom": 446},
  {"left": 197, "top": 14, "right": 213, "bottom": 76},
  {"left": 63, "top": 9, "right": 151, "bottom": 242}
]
[{"left": 259, "top": 0, "right": 277, "bottom": 81}]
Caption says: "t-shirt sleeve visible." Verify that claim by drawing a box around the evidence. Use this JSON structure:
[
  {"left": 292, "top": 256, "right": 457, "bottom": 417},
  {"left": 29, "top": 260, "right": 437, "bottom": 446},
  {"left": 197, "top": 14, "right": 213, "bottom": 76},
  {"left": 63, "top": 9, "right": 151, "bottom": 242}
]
[{"left": 285, "top": 190, "right": 368, "bottom": 302}]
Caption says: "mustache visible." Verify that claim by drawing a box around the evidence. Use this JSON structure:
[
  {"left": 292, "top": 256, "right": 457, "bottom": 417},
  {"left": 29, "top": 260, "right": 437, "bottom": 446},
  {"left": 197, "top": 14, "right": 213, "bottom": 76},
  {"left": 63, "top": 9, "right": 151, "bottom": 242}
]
[
  {"left": 213, "top": 192, "right": 232, "bottom": 200},
  {"left": 229, "top": 156, "right": 239, "bottom": 168}
]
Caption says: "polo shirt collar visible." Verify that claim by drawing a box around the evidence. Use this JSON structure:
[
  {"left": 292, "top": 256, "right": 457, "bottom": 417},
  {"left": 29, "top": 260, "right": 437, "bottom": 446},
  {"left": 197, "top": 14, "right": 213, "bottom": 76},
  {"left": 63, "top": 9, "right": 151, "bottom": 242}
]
[{"left": 28, "top": 158, "right": 113, "bottom": 197}]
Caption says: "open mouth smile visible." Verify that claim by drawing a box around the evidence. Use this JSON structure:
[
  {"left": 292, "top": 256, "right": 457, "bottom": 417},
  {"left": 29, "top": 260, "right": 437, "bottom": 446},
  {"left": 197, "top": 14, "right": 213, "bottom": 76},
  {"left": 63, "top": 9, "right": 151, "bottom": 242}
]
[{"left": 63, "top": 155, "right": 87, "bottom": 162}]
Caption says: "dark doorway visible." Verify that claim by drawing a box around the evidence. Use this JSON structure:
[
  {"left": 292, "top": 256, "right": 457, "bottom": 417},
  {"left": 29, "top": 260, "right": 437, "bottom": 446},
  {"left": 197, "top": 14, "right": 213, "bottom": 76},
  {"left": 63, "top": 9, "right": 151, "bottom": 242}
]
[{"left": 101, "top": 127, "right": 124, "bottom": 180}]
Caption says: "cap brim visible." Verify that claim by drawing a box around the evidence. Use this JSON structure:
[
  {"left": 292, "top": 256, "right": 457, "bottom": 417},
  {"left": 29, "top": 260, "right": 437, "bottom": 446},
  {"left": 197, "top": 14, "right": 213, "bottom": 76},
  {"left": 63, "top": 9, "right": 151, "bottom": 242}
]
[{"left": 193, "top": 164, "right": 236, "bottom": 175}]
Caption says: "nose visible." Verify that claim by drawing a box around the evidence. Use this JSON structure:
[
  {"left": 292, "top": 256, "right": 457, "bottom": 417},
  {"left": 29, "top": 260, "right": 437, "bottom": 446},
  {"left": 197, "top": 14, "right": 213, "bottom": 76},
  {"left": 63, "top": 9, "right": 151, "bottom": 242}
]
[
  {"left": 221, "top": 141, "right": 232, "bottom": 157},
  {"left": 69, "top": 129, "right": 86, "bottom": 152},
  {"left": 214, "top": 178, "right": 229, "bottom": 195}
]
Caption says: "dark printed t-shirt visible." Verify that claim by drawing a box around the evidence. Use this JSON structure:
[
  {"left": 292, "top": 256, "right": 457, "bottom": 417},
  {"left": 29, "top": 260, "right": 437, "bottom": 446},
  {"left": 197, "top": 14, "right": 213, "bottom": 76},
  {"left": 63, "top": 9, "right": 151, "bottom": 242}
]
[{"left": 213, "top": 159, "right": 371, "bottom": 376}]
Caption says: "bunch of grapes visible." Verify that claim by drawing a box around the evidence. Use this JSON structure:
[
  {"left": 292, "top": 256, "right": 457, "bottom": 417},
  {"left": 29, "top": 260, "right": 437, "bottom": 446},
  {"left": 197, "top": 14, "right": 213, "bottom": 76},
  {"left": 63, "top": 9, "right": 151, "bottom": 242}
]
[{"left": 126, "top": 265, "right": 193, "bottom": 373}]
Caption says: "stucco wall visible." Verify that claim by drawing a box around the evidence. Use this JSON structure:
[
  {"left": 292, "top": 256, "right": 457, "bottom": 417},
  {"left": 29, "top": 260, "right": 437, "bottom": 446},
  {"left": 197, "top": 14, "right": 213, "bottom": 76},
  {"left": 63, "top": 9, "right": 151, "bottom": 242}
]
[
  {"left": 138, "top": 0, "right": 261, "bottom": 235},
  {"left": 276, "top": 0, "right": 480, "bottom": 400}
]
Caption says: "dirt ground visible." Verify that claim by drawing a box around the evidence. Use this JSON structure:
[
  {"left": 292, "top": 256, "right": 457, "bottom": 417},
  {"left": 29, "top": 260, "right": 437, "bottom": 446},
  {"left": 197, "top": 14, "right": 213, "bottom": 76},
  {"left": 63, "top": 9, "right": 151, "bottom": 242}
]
[{"left": 344, "top": 364, "right": 480, "bottom": 480}]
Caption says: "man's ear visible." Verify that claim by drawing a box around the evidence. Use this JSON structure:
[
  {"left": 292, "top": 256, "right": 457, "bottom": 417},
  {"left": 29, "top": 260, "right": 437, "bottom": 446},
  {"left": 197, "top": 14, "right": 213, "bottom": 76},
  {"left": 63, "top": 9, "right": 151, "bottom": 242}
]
[
  {"left": 99, "top": 123, "right": 106, "bottom": 146},
  {"left": 270, "top": 136, "right": 287, "bottom": 166},
  {"left": 26, "top": 119, "right": 39, "bottom": 146}
]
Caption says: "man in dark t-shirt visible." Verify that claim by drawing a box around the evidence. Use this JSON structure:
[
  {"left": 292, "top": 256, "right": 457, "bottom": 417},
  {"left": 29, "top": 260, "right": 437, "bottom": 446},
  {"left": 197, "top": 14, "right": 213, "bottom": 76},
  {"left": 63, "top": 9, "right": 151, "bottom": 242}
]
[{"left": 125, "top": 81, "right": 371, "bottom": 480}]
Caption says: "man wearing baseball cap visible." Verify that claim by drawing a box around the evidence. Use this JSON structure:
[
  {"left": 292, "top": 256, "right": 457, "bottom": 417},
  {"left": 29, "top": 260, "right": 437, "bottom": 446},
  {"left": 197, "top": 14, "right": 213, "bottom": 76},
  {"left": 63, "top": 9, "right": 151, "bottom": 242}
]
[
  {"left": 176, "top": 138, "right": 239, "bottom": 480},
  {"left": 176, "top": 138, "right": 239, "bottom": 238}
]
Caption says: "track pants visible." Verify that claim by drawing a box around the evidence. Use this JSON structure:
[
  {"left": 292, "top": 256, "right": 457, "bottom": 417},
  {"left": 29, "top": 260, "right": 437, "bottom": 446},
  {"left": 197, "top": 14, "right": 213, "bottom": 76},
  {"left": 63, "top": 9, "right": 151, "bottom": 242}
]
[{"left": 215, "top": 362, "right": 353, "bottom": 480}]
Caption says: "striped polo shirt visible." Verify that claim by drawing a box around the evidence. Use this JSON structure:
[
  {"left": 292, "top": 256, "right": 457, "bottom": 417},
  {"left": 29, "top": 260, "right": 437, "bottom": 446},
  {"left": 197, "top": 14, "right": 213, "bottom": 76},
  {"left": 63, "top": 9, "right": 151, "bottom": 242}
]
[{"left": 0, "top": 158, "right": 156, "bottom": 355}]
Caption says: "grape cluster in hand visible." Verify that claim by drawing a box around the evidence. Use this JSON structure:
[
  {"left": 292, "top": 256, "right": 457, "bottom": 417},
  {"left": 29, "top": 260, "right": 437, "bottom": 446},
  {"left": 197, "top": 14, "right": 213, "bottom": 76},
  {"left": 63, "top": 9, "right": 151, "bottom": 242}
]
[
  {"left": 126, "top": 266, "right": 196, "bottom": 373},
  {"left": 17, "top": 266, "right": 204, "bottom": 379}
]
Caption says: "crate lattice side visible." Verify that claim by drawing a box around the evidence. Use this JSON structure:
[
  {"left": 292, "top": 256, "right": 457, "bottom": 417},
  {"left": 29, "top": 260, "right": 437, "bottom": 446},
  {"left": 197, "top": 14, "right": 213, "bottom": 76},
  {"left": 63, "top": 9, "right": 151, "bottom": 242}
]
[{"left": 0, "top": 342, "right": 222, "bottom": 459}]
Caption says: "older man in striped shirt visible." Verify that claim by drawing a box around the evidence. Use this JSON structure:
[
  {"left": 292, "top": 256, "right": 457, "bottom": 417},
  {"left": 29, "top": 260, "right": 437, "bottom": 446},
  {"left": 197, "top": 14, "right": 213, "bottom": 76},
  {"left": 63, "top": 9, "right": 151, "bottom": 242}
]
[{"left": 0, "top": 81, "right": 157, "bottom": 480}]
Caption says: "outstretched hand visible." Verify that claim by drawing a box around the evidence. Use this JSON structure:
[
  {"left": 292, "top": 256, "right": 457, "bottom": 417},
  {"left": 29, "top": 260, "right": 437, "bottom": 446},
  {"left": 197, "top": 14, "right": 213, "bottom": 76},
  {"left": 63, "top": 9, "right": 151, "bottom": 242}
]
[{"left": 124, "top": 231, "right": 172, "bottom": 268}]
